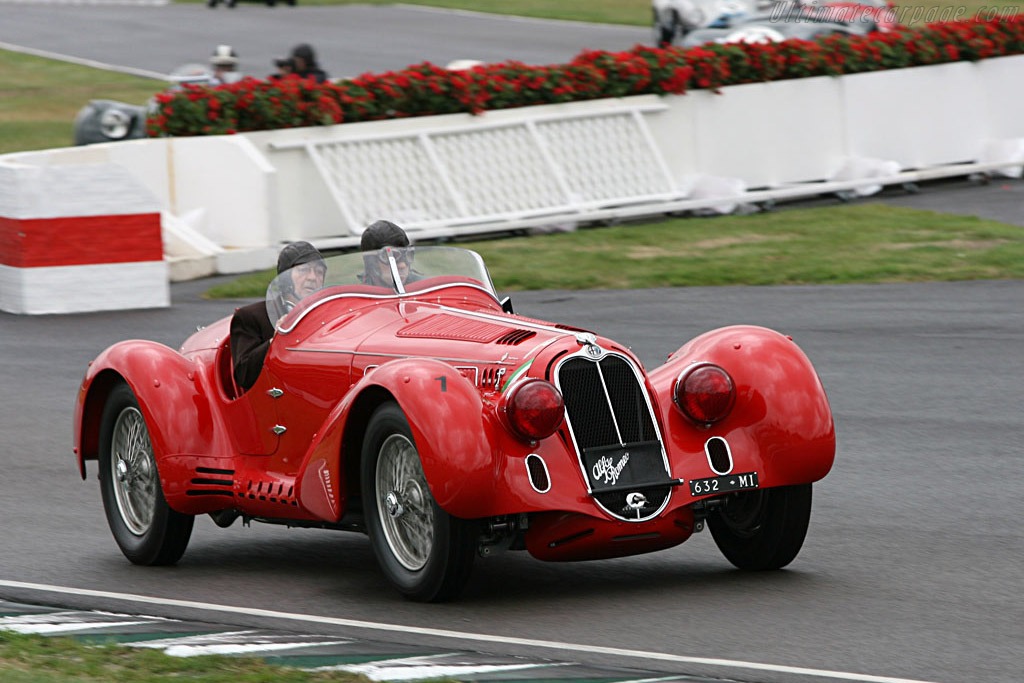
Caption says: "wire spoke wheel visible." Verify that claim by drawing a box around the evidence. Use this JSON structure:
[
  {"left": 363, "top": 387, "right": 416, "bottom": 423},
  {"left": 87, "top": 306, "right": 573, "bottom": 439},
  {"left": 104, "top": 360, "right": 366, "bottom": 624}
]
[
  {"left": 362, "top": 401, "right": 477, "bottom": 601},
  {"left": 376, "top": 433, "right": 435, "bottom": 571},
  {"left": 99, "top": 383, "right": 193, "bottom": 566},
  {"left": 110, "top": 406, "right": 158, "bottom": 536}
]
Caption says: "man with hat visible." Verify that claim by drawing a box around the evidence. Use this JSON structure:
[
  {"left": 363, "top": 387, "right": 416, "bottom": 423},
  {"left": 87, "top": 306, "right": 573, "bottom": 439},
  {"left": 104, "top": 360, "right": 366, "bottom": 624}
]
[
  {"left": 230, "top": 241, "right": 325, "bottom": 392},
  {"left": 359, "top": 220, "right": 415, "bottom": 288},
  {"left": 209, "top": 44, "right": 242, "bottom": 86}
]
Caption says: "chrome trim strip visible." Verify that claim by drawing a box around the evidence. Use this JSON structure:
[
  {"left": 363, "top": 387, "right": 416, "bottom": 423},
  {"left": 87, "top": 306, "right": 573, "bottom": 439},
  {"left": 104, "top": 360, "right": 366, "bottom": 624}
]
[
  {"left": 276, "top": 281, "right": 505, "bottom": 334},
  {"left": 525, "top": 454, "right": 551, "bottom": 494},
  {"left": 285, "top": 347, "right": 518, "bottom": 366},
  {"left": 704, "top": 436, "right": 734, "bottom": 476}
]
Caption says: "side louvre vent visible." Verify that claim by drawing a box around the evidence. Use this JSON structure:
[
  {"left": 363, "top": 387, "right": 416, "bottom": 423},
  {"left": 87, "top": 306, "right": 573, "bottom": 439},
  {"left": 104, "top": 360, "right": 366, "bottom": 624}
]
[{"left": 186, "top": 467, "right": 235, "bottom": 497}]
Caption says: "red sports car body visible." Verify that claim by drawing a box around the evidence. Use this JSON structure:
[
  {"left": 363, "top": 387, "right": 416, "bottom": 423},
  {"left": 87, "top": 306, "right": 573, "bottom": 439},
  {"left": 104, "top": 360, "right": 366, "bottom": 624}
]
[{"left": 74, "top": 247, "right": 835, "bottom": 601}]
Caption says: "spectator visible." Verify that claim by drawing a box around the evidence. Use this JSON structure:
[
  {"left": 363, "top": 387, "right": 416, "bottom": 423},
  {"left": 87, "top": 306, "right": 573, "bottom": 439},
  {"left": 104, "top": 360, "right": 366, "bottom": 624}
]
[
  {"left": 281, "top": 43, "right": 328, "bottom": 82},
  {"left": 209, "top": 45, "right": 242, "bottom": 85},
  {"left": 269, "top": 56, "right": 294, "bottom": 80}
]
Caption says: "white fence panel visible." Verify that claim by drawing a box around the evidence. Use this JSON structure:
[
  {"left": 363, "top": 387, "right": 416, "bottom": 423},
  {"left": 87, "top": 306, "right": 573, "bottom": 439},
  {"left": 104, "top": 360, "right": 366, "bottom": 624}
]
[{"left": 269, "top": 101, "right": 674, "bottom": 236}]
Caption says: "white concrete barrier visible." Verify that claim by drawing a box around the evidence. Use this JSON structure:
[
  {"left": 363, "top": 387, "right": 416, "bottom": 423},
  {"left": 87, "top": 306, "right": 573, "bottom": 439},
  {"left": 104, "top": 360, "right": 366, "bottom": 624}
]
[
  {"left": 2, "top": 54, "right": 1023, "bottom": 313},
  {"left": 0, "top": 160, "right": 167, "bottom": 314}
]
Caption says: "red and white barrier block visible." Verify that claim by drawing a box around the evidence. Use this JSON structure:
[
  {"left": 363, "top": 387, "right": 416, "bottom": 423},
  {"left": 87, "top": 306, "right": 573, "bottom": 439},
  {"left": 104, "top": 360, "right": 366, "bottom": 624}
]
[{"left": 0, "top": 160, "right": 168, "bottom": 314}]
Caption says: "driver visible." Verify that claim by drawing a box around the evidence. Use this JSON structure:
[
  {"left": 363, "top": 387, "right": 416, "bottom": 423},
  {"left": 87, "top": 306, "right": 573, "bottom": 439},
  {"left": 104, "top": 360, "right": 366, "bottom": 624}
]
[
  {"left": 359, "top": 220, "right": 416, "bottom": 288},
  {"left": 230, "top": 241, "right": 325, "bottom": 392}
]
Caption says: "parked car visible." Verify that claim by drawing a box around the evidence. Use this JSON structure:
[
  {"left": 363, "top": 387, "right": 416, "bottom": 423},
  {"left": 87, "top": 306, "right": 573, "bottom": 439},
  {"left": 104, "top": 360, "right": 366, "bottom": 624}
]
[
  {"left": 680, "top": 0, "right": 897, "bottom": 46},
  {"left": 73, "top": 246, "right": 836, "bottom": 601},
  {"left": 653, "top": 0, "right": 765, "bottom": 46},
  {"left": 72, "top": 64, "right": 213, "bottom": 146}
]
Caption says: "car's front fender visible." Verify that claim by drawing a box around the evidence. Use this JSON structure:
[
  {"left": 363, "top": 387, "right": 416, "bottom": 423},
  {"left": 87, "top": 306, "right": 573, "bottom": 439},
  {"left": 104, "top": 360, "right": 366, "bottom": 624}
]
[
  {"left": 648, "top": 325, "right": 836, "bottom": 488},
  {"left": 294, "top": 358, "right": 497, "bottom": 521}
]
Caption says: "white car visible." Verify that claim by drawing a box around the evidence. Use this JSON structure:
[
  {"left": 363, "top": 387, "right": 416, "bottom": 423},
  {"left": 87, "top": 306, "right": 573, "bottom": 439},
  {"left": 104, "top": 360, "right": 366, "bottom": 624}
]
[{"left": 652, "top": 0, "right": 762, "bottom": 46}]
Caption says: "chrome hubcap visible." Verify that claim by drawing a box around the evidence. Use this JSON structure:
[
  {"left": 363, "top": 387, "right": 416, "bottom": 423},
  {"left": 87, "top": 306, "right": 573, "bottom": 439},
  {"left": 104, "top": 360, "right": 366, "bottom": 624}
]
[
  {"left": 375, "top": 434, "right": 433, "bottom": 571},
  {"left": 110, "top": 406, "right": 157, "bottom": 536}
]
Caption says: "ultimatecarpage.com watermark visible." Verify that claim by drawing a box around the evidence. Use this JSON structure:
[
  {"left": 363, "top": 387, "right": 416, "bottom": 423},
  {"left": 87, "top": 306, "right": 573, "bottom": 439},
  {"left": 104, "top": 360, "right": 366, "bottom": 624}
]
[{"left": 769, "top": 3, "right": 1021, "bottom": 23}]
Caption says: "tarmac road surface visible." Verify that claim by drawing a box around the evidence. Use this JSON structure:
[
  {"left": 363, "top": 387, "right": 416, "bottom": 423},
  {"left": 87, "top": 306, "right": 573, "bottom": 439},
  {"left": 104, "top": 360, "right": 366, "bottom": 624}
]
[
  {"left": 1, "top": 6, "right": 1023, "bottom": 682},
  {"left": 1, "top": 275, "right": 1023, "bottom": 683}
]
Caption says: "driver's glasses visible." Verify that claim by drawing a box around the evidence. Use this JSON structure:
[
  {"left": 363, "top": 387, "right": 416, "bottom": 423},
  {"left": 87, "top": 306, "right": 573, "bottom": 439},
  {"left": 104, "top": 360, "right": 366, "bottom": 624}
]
[
  {"left": 294, "top": 262, "right": 326, "bottom": 279},
  {"left": 377, "top": 247, "right": 414, "bottom": 264}
]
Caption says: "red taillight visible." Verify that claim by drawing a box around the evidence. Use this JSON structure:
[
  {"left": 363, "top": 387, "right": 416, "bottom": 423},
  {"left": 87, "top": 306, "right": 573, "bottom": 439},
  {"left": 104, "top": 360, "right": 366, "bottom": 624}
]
[
  {"left": 674, "top": 364, "right": 736, "bottom": 425},
  {"left": 504, "top": 379, "right": 564, "bottom": 442}
]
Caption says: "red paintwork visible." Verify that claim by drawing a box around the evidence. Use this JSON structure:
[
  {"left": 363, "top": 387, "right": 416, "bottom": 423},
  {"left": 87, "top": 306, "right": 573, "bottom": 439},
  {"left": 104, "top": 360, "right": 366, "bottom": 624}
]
[
  {"left": 74, "top": 276, "right": 835, "bottom": 562},
  {"left": 0, "top": 214, "right": 162, "bottom": 268}
]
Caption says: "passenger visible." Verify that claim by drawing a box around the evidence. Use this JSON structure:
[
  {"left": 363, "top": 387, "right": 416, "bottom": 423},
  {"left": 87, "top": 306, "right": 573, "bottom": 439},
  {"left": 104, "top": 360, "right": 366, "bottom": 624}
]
[
  {"left": 359, "top": 220, "right": 415, "bottom": 288},
  {"left": 230, "top": 241, "right": 325, "bottom": 392}
]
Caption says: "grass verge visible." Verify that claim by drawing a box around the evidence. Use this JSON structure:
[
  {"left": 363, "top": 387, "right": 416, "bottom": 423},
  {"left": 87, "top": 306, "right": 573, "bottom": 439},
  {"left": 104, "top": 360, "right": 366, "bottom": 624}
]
[
  {"left": 0, "top": 630, "right": 369, "bottom": 683},
  {"left": 205, "top": 203, "right": 1024, "bottom": 298},
  {"left": 0, "top": 51, "right": 163, "bottom": 155}
]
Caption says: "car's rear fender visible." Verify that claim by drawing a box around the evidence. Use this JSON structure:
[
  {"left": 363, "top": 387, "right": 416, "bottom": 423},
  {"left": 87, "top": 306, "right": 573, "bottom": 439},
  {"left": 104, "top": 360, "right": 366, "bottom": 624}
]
[
  {"left": 294, "top": 357, "right": 496, "bottom": 521},
  {"left": 75, "top": 340, "right": 218, "bottom": 480},
  {"left": 647, "top": 325, "right": 836, "bottom": 488}
]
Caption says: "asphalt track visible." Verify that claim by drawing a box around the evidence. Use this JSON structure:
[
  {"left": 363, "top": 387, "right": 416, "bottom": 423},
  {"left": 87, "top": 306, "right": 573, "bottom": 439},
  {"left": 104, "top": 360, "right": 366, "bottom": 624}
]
[{"left": 1, "top": 5, "right": 1024, "bottom": 683}]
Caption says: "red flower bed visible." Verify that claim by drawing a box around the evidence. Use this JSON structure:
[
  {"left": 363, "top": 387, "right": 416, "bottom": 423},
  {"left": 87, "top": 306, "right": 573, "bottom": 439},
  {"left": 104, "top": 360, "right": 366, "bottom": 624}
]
[{"left": 147, "top": 15, "right": 1024, "bottom": 138}]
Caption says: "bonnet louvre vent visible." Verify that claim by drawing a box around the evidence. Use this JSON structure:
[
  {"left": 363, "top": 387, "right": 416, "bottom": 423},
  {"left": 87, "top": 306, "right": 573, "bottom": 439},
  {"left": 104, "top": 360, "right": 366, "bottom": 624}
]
[
  {"left": 397, "top": 314, "right": 518, "bottom": 343},
  {"left": 496, "top": 329, "right": 536, "bottom": 345}
]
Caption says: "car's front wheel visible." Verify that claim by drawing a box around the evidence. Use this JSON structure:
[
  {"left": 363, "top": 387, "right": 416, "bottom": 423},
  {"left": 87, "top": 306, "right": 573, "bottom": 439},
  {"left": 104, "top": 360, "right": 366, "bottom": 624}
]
[
  {"left": 361, "top": 402, "right": 476, "bottom": 602},
  {"left": 707, "top": 484, "right": 812, "bottom": 570},
  {"left": 99, "top": 383, "right": 193, "bottom": 566}
]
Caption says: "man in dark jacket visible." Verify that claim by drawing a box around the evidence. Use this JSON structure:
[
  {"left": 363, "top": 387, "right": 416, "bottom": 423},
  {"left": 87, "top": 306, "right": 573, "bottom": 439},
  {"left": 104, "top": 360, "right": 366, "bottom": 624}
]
[
  {"left": 230, "top": 241, "right": 325, "bottom": 392},
  {"left": 287, "top": 43, "right": 328, "bottom": 83}
]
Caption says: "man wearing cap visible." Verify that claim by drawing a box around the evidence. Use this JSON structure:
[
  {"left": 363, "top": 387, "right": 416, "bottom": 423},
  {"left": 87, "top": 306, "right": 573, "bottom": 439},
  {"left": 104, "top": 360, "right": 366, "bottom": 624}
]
[
  {"left": 359, "top": 220, "right": 416, "bottom": 288},
  {"left": 282, "top": 43, "right": 328, "bottom": 83},
  {"left": 230, "top": 241, "right": 325, "bottom": 392}
]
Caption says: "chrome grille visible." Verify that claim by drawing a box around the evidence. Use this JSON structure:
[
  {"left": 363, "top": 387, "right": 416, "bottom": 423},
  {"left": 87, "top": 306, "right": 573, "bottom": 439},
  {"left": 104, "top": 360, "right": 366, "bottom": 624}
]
[{"left": 556, "top": 352, "right": 673, "bottom": 522}]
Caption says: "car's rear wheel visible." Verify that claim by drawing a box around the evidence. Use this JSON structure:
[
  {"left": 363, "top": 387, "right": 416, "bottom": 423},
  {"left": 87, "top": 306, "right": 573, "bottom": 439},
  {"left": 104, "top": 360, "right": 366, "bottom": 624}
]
[
  {"left": 707, "top": 484, "right": 812, "bottom": 570},
  {"left": 99, "top": 383, "right": 193, "bottom": 566},
  {"left": 361, "top": 402, "right": 476, "bottom": 602}
]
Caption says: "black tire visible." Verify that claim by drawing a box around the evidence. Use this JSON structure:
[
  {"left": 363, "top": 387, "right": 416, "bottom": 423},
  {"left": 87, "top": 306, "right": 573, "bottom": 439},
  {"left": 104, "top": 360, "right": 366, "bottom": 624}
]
[
  {"left": 361, "top": 402, "right": 476, "bottom": 602},
  {"left": 98, "top": 383, "right": 193, "bottom": 566},
  {"left": 207, "top": 0, "right": 218, "bottom": 6},
  {"left": 707, "top": 483, "right": 812, "bottom": 570}
]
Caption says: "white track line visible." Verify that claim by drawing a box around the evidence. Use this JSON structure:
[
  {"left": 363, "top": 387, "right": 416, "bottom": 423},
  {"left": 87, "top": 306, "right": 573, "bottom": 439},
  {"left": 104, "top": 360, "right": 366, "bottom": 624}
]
[
  {"left": 0, "top": 40, "right": 168, "bottom": 80},
  {"left": 0, "top": 580, "right": 942, "bottom": 683}
]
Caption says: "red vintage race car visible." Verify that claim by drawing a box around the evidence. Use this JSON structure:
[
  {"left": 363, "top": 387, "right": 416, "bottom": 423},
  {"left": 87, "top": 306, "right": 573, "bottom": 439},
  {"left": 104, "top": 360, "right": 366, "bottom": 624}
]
[{"left": 73, "top": 246, "right": 835, "bottom": 601}]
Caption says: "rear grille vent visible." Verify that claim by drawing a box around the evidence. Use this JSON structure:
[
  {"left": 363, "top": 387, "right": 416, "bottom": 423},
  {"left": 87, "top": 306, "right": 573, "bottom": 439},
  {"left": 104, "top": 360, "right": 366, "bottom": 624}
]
[{"left": 556, "top": 352, "right": 672, "bottom": 522}]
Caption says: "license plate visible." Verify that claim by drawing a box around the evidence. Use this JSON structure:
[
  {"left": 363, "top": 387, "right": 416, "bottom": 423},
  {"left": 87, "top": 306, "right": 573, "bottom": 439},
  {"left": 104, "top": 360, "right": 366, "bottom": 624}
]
[{"left": 689, "top": 472, "right": 758, "bottom": 496}]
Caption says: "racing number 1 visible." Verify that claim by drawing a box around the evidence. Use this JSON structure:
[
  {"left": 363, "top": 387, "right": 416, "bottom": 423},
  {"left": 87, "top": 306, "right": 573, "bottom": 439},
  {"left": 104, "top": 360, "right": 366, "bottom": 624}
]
[{"left": 434, "top": 375, "right": 447, "bottom": 392}]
